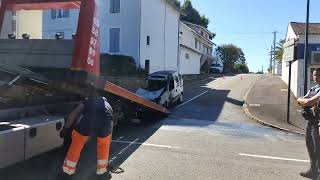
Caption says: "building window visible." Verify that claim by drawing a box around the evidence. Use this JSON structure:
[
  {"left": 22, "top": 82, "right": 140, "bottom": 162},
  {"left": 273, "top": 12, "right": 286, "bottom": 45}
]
[
  {"left": 51, "top": 9, "right": 56, "bottom": 19},
  {"left": 109, "top": 28, "right": 120, "bottom": 53},
  {"left": 63, "top": 9, "right": 69, "bottom": 18},
  {"left": 51, "top": 9, "right": 69, "bottom": 19},
  {"left": 185, "top": 53, "right": 190, "bottom": 59},
  {"left": 147, "top": 36, "right": 150, "bottom": 46},
  {"left": 110, "top": 0, "right": 120, "bottom": 13}
]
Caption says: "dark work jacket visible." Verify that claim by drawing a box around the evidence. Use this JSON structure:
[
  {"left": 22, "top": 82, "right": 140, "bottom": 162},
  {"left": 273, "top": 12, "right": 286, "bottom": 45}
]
[{"left": 75, "top": 97, "right": 113, "bottom": 137}]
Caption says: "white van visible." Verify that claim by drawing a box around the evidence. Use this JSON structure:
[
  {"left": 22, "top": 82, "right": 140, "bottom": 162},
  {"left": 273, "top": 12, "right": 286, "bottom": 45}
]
[{"left": 136, "top": 71, "right": 184, "bottom": 108}]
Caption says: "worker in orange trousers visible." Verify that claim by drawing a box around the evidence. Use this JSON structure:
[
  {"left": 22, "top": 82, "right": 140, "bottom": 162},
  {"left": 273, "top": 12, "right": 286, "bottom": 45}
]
[{"left": 60, "top": 96, "right": 113, "bottom": 179}]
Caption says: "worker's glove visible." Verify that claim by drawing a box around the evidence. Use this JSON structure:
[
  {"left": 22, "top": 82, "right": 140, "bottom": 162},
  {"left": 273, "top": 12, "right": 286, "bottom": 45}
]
[{"left": 59, "top": 127, "right": 70, "bottom": 138}]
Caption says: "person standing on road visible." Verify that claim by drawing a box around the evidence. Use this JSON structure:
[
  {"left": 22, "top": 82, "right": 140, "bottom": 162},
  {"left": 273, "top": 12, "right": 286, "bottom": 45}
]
[
  {"left": 297, "top": 68, "right": 320, "bottom": 180},
  {"left": 60, "top": 95, "right": 114, "bottom": 180}
]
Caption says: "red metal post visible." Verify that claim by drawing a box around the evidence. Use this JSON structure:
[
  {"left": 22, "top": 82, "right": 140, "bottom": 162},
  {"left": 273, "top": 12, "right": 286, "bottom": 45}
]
[{"left": 71, "top": 0, "right": 100, "bottom": 77}]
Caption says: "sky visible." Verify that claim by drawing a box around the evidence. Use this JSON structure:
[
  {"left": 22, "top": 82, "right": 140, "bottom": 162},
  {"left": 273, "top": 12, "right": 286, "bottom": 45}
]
[{"left": 181, "top": 0, "right": 320, "bottom": 72}]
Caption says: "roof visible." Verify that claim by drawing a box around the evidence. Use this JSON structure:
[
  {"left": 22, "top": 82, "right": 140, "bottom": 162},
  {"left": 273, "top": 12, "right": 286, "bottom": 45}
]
[
  {"left": 182, "top": 21, "right": 215, "bottom": 37},
  {"left": 180, "top": 21, "right": 214, "bottom": 46},
  {"left": 290, "top": 22, "right": 320, "bottom": 36}
]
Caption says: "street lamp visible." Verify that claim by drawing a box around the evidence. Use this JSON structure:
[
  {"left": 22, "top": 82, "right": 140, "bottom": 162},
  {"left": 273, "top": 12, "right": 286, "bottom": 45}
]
[{"left": 304, "top": 0, "right": 310, "bottom": 95}]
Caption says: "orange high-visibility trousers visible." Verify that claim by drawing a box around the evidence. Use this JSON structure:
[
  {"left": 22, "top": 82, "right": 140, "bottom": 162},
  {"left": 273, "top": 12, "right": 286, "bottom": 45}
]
[{"left": 62, "top": 130, "right": 112, "bottom": 175}]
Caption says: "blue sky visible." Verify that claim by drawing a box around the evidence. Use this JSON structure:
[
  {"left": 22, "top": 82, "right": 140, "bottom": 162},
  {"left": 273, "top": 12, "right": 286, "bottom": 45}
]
[{"left": 181, "top": 0, "right": 320, "bottom": 72}]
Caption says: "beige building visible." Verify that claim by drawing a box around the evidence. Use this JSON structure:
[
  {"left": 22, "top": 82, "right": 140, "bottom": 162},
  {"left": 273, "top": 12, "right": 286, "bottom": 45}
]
[{"left": 0, "top": 8, "right": 42, "bottom": 39}]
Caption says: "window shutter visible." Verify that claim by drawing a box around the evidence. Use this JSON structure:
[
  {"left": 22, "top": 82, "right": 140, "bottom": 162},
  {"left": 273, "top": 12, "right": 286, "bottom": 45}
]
[
  {"left": 51, "top": 9, "right": 56, "bottom": 19},
  {"left": 109, "top": 28, "right": 120, "bottom": 53},
  {"left": 63, "top": 10, "right": 69, "bottom": 18},
  {"left": 114, "top": 0, "right": 120, "bottom": 13},
  {"left": 110, "top": 0, "right": 114, "bottom": 13}
]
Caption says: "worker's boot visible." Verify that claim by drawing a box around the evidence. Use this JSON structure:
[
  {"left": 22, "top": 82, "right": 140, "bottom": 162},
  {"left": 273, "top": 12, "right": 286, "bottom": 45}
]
[
  {"left": 96, "top": 170, "right": 112, "bottom": 180},
  {"left": 300, "top": 168, "right": 313, "bottom": 179}
]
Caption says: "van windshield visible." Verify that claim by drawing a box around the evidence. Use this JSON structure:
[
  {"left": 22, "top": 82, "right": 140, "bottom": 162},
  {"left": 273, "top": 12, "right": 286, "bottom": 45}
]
[{"left": 147, "top": 80, "right": 167, "bottom": 91}]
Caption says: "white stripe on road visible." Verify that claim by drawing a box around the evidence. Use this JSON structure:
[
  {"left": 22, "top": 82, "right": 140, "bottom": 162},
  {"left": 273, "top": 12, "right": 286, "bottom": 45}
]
[
  {"left": 176, "top": 91, "right": 209, "bottom": 108},
  {"left": 118, "top": 138, "right": 140, "bottom": 155},
  {"left": 249, "top": 104, "right": 261, "bottom": 107},
  {"left": 239, "top": 153, "right": 309, "bottom": 163},
  {"left": 116, "top": 136, "right": 124, "bottom": 140},
  {"left": 112, "top": 140, "right": 186, "bottom": 150}
]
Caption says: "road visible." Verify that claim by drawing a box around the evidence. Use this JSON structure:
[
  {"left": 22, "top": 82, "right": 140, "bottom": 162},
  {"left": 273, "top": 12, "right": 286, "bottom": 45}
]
[{"left": 0, "top": 74, "right": 309, "bottom": 180}]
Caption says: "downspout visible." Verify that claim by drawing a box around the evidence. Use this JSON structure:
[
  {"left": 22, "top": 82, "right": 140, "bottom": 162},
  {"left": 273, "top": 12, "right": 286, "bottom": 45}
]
[
  {"left": 138, "top": 0, "right": 141, "bottom": 69},
  {"left": 177, "top": 18, "right": 180, "bottom": 73},
  {"left": 12, "top": 11, "right": 16, "bottom": 36},
  {"left": 163, "top": 1, "right": 167, "bottom": 71}
]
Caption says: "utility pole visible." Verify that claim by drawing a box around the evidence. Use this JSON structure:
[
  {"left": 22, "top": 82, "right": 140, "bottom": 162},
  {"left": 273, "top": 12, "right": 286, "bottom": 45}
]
[
  {"left": 304, "top": 0, "right": 310, "bottom": 95},
  {"left": 272, "top": 31, "right": 278, "bottom": 74},
  {"left": 269, "top": 46, "right": 273, "bottom": 73},
  {"left": 262, "top": 65, "right": 264, "bottom": 73}
]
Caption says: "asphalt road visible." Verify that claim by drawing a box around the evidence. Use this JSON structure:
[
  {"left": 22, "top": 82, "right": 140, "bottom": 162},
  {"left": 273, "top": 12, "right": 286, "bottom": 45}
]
[{"left": 0, "top": 74, "right": 310, "bottom": 180}]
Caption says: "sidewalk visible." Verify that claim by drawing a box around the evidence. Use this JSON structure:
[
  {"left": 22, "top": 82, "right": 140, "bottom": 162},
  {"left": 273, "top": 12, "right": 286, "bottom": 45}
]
[{"left": 245, "top": 74, "right": 305, "bottom": 134}]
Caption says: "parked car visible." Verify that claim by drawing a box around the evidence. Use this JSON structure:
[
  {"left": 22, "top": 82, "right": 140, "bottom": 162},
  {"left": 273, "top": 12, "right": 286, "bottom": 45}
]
[
  {"left": 210, "top": 63, "right": 223, "bottom": 73},
  {"left": 136, "top": 71, "right": 184, "bottom": 108}
]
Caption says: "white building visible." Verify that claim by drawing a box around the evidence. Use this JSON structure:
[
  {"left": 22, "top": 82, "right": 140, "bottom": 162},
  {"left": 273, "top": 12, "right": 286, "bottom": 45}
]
[
  {"left": 0, "top": 10, "right": 42, "bottom": 39},
  {"left": 282, "top": 22, "right": 320, "bottom": 97},
  {"left": 179, "top": 21, "right": 215, "bottom": 75},
  {"left": 42, "top": 0, "right": 181, "bottom": 74}
]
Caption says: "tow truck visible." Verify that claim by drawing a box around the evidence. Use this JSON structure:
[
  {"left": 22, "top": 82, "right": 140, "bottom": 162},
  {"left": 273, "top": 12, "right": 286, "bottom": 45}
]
[{"left": 0, "top": 0, "right": 169, "bottom": 169}]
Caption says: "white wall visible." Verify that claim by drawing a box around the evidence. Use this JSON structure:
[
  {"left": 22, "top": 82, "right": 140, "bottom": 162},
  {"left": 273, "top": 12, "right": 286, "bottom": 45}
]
[
  {"left": 16, "top": 10, "right": 42, "bottom": 39},
  {"left": 180, "top": 46, "right": 200, "bottom": 74},
  {"left": 282, "top": 24, "right": 305, "bottom": 98},
  {"left": 103, "top": 0, "right": 140, "bottom": 64},
  {"left": 42, "top": 9, "right": 78, "bottom": 39},
  {"left": 0, "top": 11, "right": 12, "bottom": 38},
  {"left": 180, "top": 22, "right": 196, "bottom": 51},
  {"left": 275, "top": 62, "right": 282, "bottom": 75},
  {"left": 140, "top": 0, "right": 179, "bottom": 73},
  {"left": 164, "top": 2, "right": 179, "bottom": 72},
  {"left": 42, "top": 0, "right": 140, "bottom": 65},
  {"left": 282, "top": 59, "right": 304, "bottom": 98}
]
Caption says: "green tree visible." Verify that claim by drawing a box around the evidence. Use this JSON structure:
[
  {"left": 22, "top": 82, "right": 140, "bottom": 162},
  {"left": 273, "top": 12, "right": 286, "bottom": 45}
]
[
  {"left": 181, "top": 0, "right": 210, "bottom": 28},
  {"left": 174, "top": 0, "right": 181, "bottom": 8},
  {"left": 215, "top": 44, "right": 249, "bottom": 73},
  {"left": 275, "top": 39, "right": 285, "bottom": 62}
]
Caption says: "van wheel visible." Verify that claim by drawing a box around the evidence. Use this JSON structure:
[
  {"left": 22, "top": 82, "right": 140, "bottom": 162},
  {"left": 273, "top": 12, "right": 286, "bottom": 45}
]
[{"left": 178, "top": 94, "right": 183, "bottom": 104}]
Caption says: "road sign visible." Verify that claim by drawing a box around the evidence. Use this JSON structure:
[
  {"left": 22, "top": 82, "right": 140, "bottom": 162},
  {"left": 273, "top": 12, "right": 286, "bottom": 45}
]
[{"left": 283, "top": 39, "right": 297, "bottom": 62}]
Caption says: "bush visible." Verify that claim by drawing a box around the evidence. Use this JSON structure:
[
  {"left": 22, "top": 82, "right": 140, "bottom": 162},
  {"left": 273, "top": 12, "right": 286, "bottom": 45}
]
[
  {"left": 100, "top": 53, "right": 146, "bottom": 77},
  {"left": 233, "top": 64, "right": 249, "bottom": 74}
]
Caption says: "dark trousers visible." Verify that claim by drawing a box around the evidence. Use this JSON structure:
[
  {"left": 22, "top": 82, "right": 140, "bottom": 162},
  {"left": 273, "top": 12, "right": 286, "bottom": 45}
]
[{"left": 306, "top": 120, "right": 320, "bottom": 180}]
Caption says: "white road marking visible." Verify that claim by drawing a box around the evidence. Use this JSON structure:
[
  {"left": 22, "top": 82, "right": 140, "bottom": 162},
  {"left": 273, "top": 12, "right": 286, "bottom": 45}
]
[
  {"left": 118, "top": 138, "right": 140, "bottom": 155},
  {"left": 249, "top": 104, "right": 261, "bottom": 107},
  {"left": 112, "top": 140, "right": 187, "bottom": 150},
  {"left": 176, "top": 91, "right": 209, "bottom": 108},
  {"left": 281, "top": 89, "right": 288, "bottom": 92},
  {"left": 116, "top": 136, "right": 124, "bottom": 140},
  {"left": 238, "top": 153, "right": 309, "bottom": 163}
]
